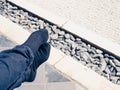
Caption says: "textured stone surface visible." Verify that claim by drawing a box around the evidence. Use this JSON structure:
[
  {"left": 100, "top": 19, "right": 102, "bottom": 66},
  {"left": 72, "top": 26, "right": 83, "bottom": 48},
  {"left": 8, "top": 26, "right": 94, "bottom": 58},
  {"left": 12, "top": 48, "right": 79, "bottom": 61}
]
[
  {"left": 25, "top": 0, "right": 120, "bottom": 45},
  {"left": 1, "top": 1, "right": 120, "bottom": 85},
  {"left": 0, "top": 34, "right": 15, "bottom": 51},
  {"left": 45, "top": 64, "right": 70, "bottom": 82}
]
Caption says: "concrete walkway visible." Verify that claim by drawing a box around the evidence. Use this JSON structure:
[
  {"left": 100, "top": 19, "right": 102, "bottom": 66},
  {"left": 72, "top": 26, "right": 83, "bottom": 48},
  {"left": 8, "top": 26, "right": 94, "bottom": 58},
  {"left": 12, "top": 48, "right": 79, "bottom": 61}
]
[{"left": 26, "top": 0, "right": 120, "bottom": 44}]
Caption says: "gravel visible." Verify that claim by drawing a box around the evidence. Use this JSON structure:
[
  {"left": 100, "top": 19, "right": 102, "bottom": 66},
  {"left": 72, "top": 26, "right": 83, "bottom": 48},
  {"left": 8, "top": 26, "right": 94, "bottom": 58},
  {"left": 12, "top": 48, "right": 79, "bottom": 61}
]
[
  {"left": 51, "top": 34, "right": 58, "bottom": 39},
  {"left": 1, "top": 0, "right": 120, "bottom": 85},
  {"left": 65, "top": 33, "right": 70, "bottom": 39}
]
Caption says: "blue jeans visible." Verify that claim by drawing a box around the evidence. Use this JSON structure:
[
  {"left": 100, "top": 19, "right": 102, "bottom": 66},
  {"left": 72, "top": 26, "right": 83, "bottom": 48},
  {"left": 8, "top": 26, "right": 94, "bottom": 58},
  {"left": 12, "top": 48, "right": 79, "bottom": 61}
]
[{"left": 0, "top": 45, "right": 36, "bottom": 90}]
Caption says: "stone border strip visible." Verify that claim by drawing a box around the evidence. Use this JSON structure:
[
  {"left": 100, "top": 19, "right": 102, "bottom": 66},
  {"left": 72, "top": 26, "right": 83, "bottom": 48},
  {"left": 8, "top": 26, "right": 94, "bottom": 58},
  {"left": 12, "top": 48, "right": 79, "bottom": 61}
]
[
  {"left": 9, "top": 0, "right": 120, "bottom": 58},
  {"left": 0, "top": 6, "right": 120, "bottom": 90},
  {"left": 55, "top": 56, "right": 120, "bottom": 90},
  {"left": 8, "top": 0, "right": 69, "bottom": 27},
  {"left": 0, "top": 15, "right": 30, "bottom": 44}
]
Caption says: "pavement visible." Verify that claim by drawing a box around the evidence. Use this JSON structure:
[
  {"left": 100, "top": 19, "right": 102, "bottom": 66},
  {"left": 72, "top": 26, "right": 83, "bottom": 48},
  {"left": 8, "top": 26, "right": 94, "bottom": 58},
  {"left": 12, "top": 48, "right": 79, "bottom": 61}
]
[
  {"left": 0, "top": 34, "right": 86, "bottom": 90},
  {"left": 25, "top": 0, "right": 120, "bottom": 44},
  {"left": 0, "top": 0, "right": 118, "bottom": 90}
]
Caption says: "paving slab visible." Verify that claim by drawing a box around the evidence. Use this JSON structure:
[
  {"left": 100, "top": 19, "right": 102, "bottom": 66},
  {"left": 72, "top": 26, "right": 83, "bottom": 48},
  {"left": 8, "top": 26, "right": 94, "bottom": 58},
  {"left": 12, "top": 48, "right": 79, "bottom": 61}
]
[
  {"left": 45, "top": 64, "right": 70, "bottom": 82},
  {"left": 33, "top": 64, "right": 46, "bottom": 83},
  {"left": 62, "top": 21, "right": 120, "bottom": 57},
  {"left": 46, "top": 82, "right": 75, "bottom": 90},
  {"left": 0, "top": 15, "right": 31, "bottom": 44},
  {"left": 17, "top": 84, "right": 45, "bottom": 90},
  {"left": 9, "top": 0, "right": 69, "bottom": 27},
  {"left": 55, "top": 56, "right": 120, "bottom": 90},
  {"left": 46, "top": 46, "right": 66, "bottom": 65},
  {"left": 75, "top": 83, "right": 87, "bottom": 90},
  {"left": 22, "top": 0, "right": 120, "bottom": 45}
]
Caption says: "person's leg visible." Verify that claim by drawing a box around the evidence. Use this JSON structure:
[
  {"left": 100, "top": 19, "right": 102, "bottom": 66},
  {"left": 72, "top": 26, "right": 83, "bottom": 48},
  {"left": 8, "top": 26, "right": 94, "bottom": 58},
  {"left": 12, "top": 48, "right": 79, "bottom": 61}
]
[
  {"left": 0, "top": 29, "right": 50, "bottom": 90},
  {"left": 0, "top": 45, "right": 34, "bottom": 90}
]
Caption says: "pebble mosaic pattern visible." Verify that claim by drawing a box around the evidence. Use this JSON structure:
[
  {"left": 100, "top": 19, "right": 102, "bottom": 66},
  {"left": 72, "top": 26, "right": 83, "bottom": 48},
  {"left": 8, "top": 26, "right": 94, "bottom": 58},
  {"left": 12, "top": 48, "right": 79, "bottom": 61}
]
[{"left": 1, "top": 0, "right": 120, "bottom": 85}]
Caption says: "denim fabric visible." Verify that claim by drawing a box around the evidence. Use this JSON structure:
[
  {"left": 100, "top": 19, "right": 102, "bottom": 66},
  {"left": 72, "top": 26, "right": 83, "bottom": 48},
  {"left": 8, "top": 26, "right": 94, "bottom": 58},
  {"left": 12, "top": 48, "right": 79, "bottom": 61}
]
[
  {"left": 0, "top": 29, "right": 50, "bottom": 90},
  {"left": 0, "top": 45, "right": 35, "bottom": 90}
]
